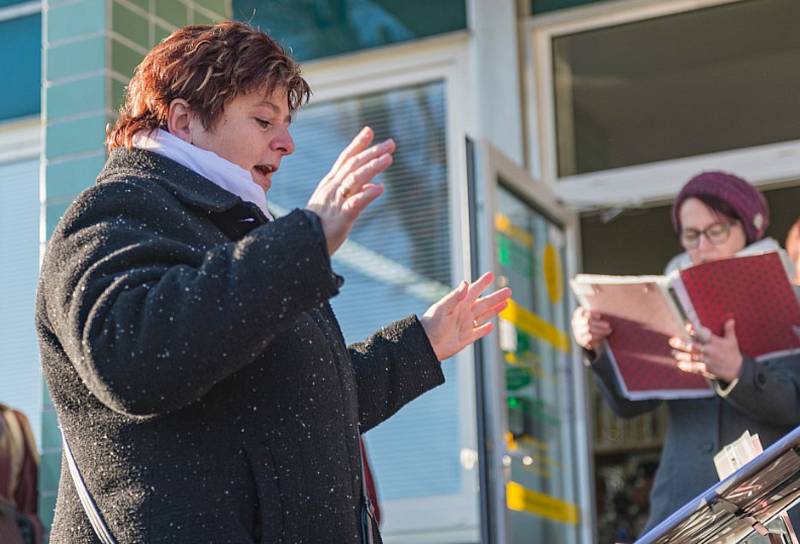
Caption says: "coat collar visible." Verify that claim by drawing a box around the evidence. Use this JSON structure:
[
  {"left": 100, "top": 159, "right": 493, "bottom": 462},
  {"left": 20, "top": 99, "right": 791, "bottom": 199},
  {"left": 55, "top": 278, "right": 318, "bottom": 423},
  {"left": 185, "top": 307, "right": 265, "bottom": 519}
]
[{"left": 99, "top": 147, "right": 267, "bottom": 220}]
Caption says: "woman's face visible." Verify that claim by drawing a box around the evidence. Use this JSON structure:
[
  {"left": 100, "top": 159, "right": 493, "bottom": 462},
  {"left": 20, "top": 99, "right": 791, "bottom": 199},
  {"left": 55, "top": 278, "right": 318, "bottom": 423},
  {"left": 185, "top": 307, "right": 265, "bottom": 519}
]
[
  {"left": 679, "top": 197, "right": 747, "bottom": 265},
  {"left": 189, "top": 88, "right": 295, "bottom": 191}
]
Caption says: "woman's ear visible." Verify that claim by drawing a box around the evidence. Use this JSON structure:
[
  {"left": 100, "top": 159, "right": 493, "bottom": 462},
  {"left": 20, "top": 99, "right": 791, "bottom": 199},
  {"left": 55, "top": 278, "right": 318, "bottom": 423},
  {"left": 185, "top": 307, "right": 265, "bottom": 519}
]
[{"left": 166, "top": 99, "right": 194, "bottom": 143}]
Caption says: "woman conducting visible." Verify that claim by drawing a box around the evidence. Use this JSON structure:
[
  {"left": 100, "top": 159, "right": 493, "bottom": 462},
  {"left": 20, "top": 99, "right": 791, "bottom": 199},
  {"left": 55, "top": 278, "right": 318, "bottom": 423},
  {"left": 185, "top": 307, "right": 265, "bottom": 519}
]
[
  {"left": 35, "top": 21, "right": 510, "bottom": 543},
  {"left": 572, "top": 171, "right": 800, "bottom": 533}
]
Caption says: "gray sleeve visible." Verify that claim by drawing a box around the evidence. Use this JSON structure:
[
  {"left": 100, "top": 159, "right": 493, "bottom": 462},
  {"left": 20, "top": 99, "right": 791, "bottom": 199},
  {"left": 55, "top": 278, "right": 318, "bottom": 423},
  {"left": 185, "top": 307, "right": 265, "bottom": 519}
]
[
  {"left": 590, "top": 349, "right": 663, "bottom": 419},
  {"left": 716, "top": 353, "right": 800, "bottom": 426}
]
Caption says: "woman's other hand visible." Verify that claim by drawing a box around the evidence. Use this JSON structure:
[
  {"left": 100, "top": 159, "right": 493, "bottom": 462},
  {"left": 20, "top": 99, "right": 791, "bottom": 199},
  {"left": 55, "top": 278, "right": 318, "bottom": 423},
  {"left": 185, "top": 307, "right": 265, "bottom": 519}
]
[
  {"left": 306, "top": 127, "right": 395, "bottom": 256},
  {"left": 571, "top": 307, "right": 612, "bottom": 353},
  {"left": 420, "top": 272, "right": 512, "bottom": 362},
  {"left": 669, "top": 319, "right": 744, "bottom": 382}
]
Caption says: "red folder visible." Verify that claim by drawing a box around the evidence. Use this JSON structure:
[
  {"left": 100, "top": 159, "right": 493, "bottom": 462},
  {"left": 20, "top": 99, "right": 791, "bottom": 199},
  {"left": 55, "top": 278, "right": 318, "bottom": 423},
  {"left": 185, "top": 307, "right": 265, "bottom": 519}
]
[
  {"left": 673, "top": 252, "right": 800, "bottom": 360},
  {"left": 572, "top": 250, "right": 800, "bottom": 400},
  {"left": 572, "top": 277, "right": 712, "bottom": 400}
]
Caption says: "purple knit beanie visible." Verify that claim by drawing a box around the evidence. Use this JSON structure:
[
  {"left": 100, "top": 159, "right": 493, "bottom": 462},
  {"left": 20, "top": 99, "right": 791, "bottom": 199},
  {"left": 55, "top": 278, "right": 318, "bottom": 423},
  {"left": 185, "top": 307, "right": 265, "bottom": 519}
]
[{"left": 671, "top": 171, "right": 769, "bottom": 244}]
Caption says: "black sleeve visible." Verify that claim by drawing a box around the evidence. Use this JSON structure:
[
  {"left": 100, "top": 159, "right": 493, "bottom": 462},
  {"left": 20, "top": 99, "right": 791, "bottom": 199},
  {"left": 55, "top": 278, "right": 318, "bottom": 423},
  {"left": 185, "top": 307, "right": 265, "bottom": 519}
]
[
  {"left": 41, "top": 181, "right": 342, "bottom": 417},
  {"left": 349, "top": 315, "right": 445, "bottom": 432}
]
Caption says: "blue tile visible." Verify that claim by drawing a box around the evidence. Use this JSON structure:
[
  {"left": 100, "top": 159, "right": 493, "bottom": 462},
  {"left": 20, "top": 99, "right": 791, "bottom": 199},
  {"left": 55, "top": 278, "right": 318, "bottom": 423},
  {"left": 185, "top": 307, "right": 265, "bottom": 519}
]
[
  {"left": 40, "top": 409, "right": 62, "bottom": 451},
  {"left": 39, "top": 451, "right": 62, "bottom": 493},
  {"left": 46, "top": 114, "right": 107, "bottom": 159},
  {"left": 46, "top": 35, "right": 105, "bottom": 82},
  {"left": 45, "top": 201, "right": 71, "bottom": 239},
  {"left": 38, "top": 492, "right": 58, "bottom": 531},
  {"left": 46, "top": 74, "right": 105, "bottom": 121},
  {"left": 47, "top": 0, "right": 107, "bottom": 44},
  {"left": 46, "top": 152, "right": 106, "bottom": 199},
  {"left": 42, "top": 383, "right": 54, "bottom": 410}
]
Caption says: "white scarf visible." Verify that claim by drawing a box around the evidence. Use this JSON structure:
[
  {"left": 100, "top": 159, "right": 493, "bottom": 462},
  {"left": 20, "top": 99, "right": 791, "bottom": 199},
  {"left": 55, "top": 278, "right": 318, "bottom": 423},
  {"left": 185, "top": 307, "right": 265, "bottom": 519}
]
[{"left": 132, "top": 128, "right": 273, "bottom": 220}]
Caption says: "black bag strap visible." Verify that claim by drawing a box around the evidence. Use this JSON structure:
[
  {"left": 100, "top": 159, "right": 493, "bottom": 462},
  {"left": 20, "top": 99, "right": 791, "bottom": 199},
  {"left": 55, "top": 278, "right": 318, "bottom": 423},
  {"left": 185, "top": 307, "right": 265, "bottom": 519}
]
[{"left": 61, "top": 433, "right": 118, "bottom": 544}]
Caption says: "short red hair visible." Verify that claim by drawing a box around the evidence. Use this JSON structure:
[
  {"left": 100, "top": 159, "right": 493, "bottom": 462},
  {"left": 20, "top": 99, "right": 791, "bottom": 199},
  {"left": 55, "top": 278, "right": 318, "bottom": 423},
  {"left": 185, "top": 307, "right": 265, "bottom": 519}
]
[{"left": 106, "top": 21, "right": 311, "bottom": 150}]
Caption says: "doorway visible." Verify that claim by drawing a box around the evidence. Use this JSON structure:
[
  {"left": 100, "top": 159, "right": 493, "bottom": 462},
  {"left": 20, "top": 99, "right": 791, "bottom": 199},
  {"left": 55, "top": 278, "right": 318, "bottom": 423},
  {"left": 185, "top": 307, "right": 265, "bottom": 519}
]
[{"left": 577, "top": 182, "right": 800, "bottom": 542}]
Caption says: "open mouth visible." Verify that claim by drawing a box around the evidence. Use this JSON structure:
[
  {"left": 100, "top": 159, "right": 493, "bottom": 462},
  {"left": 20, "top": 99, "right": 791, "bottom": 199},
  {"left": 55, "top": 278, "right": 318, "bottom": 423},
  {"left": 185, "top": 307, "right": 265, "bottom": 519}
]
[
  {"left": 252, "top": 164, "right": 277, "bottom": 189},
  {"left": 253, "top": 164, "right": 276, "bottom": 177}
]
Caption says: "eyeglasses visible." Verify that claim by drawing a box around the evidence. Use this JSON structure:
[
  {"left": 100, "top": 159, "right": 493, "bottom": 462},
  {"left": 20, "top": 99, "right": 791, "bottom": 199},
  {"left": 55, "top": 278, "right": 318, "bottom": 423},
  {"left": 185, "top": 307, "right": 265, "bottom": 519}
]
[{"left": 680, "top": 221, "right": 735, "bottom": 249}]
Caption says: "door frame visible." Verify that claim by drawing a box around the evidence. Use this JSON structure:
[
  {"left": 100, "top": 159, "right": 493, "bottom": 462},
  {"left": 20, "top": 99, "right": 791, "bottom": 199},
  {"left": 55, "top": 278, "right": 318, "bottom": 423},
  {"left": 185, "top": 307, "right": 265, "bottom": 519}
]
[{"left": 475, "top": 140, "right": 595, "bottom": 543}]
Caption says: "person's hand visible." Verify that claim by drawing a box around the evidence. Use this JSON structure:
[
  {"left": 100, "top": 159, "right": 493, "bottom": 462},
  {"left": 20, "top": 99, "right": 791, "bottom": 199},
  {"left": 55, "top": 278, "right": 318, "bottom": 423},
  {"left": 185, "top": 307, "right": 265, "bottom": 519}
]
[
  {"left": 669, "top": 319, "right": 743, "bottom": 382},
  {"left": 571, "top": 307, "right": 612, "bottom": 353},
  {"left": 420, "top": 272, "right": 512, "bottom": 362},
  {"left": 306, "top": 127, "right": 395, "bottom": 256}
]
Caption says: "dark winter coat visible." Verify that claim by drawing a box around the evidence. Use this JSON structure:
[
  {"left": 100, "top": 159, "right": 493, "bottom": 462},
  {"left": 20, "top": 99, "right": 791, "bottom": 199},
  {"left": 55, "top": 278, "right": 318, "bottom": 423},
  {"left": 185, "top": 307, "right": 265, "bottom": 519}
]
[
  {"left": 35, "top": 148, "right": 445, "bottom": 543},
  {"left": 591, "top": 307, "right": 800, "bottom": 533}
]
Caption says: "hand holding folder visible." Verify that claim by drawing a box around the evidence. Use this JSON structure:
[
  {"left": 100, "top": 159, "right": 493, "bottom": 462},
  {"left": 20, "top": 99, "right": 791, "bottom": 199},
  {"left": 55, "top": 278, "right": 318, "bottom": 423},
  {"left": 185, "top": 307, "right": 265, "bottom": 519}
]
[{"left": 571, "top": 248, "right": 800, "bottom": 400}]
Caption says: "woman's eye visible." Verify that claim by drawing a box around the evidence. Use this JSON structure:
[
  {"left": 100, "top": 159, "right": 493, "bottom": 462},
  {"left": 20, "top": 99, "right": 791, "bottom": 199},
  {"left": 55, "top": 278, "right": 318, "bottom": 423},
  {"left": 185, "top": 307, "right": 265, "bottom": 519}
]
[{"left": 255, "top": 118, "right": 271, "bottom": 128}]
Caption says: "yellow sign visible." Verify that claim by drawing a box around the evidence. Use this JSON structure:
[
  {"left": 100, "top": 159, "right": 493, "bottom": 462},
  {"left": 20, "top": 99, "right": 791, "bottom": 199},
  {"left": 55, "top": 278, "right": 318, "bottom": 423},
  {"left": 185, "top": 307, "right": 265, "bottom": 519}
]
[
  {"left": 543, "top": 243, "right": 563, "bottom": 304},
  {"left": 495, "top": 213, "right": 534, "bottom": 249},
  {"left": 500, "top": 299, "right": 570, "bottom": 353},
  {"left": 506, "top": 481, "right": 579, "bottom": 525}
]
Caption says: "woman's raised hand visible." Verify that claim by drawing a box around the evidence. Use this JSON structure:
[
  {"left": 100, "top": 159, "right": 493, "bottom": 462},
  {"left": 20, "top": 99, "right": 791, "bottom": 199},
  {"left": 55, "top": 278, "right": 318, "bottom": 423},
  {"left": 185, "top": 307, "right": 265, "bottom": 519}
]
[
  {"left": 306, "top": 127, "right": 395, "bottom": 256},
  {"left": 571, "top": 307, "right": 612, "bottom": 353},
  {"left": 420, "top": 272, "right": 512, "bottom": 362}
]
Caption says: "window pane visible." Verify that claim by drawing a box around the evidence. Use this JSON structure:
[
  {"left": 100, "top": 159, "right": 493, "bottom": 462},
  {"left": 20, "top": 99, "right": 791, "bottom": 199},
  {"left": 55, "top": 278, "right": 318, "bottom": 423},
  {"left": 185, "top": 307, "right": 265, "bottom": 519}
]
[
  {"left": 233, "top": 0, "right": 466, "bottom": 61},
  {"left": 0, "top": 14, "right": 41, "bottom": 121},
  {"left": 552, "top": 0, "right": 800, "bottom": 176},
  {"left": 0, "top": 0, "right": 35, "bottom": 7},
  {"left": 269, "top": 81, "right": 459, "bottom": 500},
  {"left": 0, "top": 159, "right": 42, "bottom": 443}
]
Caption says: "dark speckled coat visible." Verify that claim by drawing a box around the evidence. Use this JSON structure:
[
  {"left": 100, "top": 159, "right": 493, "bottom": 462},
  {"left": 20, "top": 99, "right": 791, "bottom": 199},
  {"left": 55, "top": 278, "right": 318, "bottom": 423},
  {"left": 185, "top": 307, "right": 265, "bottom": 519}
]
[{"left": 35, "top": 148, "right": 444, "bottom": 543}]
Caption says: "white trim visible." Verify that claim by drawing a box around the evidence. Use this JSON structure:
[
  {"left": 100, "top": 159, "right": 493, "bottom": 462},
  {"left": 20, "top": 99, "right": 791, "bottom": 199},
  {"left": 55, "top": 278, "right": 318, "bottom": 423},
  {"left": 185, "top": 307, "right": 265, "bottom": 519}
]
[
  {"left": 550, "top": 140, "right": 800, "bottom": 209},
  {"left": 302, "top": 35, "right": 480, "bottom": 542},
  {"left": 0, "top": 117, "right": 41, "bottom": 164},
  {"left": 303, "top": 31, "right": 469, "bottom": 102},
  {"left": 44, "top": 29, "right": 104, "bottom": 48},
  {"left": 0, "top": 0, "right": 40, "bottom": 22},
  {"left": 523, "top": 0, "right": 800, "bottom": 210},
  {"left": 467, "top": 0, "right": 524, "bottom": 165}
]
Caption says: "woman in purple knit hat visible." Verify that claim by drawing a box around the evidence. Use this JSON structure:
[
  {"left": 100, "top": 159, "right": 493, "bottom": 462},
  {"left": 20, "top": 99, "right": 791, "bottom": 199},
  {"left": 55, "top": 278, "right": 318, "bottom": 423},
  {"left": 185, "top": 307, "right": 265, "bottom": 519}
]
[{"left": 572, "top": 171, "right": 800, "bottom": 535}]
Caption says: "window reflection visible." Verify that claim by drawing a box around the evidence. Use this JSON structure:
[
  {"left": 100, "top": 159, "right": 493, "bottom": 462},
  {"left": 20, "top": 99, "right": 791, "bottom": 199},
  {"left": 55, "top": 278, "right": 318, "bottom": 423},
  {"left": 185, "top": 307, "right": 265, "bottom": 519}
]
[
  {"left": 234, "top": 0, "right": 467, "bottom": 61},
  {"left": 552, "top": 0, "right": 800, "bottom": 176}
]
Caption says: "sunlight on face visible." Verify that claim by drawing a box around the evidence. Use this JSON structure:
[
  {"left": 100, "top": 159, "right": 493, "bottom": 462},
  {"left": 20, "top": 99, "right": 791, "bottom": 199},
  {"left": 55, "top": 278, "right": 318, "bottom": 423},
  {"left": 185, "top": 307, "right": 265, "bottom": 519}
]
[
  {"left": 189, "top": 88, "right": 295, "bottom": 191},
  {"left": 679, "top": 197, "right": 747, "bottom": 265}
]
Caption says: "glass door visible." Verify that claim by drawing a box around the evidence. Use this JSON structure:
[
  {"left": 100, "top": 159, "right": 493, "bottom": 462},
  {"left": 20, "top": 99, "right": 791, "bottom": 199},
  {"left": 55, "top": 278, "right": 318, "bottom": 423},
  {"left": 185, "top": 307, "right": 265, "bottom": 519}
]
[{"left": 474, "top": 142, "right": 593, "bottom": 544}]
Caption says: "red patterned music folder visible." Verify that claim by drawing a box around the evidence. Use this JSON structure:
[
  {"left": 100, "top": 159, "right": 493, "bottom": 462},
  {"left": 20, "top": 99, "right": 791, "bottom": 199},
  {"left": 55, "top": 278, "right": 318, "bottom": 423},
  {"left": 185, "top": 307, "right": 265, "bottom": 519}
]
[
  {"left": 571, "top": 249, "right": 800, "bottom": 400},
  {"left": 671, "top": 251, "right": 800, "bottom": 361},
  {"left": 572, "top": 276, "right": 713, "bottom": 400}
]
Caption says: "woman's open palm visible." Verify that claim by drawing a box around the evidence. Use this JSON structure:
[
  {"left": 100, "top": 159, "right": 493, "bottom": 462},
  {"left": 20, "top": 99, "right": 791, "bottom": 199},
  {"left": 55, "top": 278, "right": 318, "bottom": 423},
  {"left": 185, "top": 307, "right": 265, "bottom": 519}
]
[{"left": 420, "top": 272, "right": 512, "bottom": 361}]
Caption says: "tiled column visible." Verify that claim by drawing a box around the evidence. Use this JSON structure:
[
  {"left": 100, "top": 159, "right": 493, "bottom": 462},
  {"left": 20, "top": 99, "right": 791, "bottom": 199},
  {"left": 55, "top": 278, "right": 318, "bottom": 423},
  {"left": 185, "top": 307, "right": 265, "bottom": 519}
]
[{"left": 40, "top": 0, "right": 230, "bottom": 532}]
